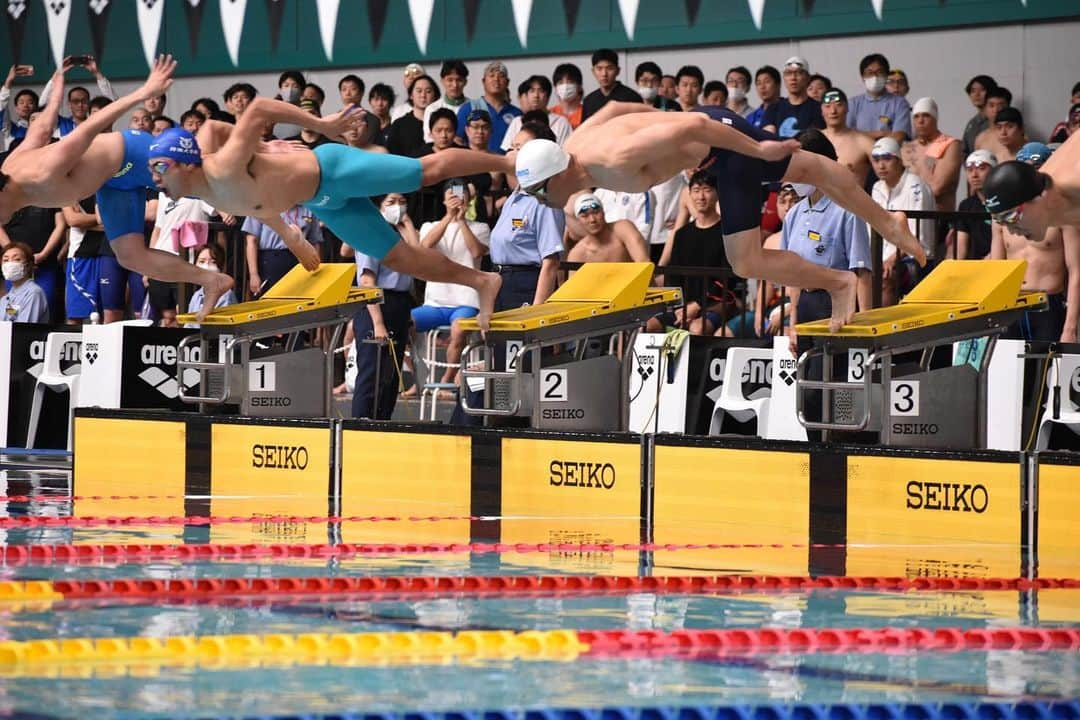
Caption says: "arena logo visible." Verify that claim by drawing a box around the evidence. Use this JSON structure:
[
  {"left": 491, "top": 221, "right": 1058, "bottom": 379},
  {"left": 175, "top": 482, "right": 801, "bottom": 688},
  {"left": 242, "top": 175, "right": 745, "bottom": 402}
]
[
  {"left": 549, "top": 460, "right": 615, "bottom": 489},
  {"left": 251, "top": 444, "right": 309, "bottom": 470},
  {"left": 706, "top": 357, "right": 772, "bottom": 405},
  {"left": 140, "top": 343, "right": 201, "bottom": 366},
  {"left": 84, "top": 342, "right": 99, "bottom": 365},
  {"left": 29, "top": 339, "right": 80, "bottom": 363},
  {"left": 775, "top": 356, "right": 797, "bottom": 386},
  {"left": 905, "top": 481, "right": 988, "bottom": 513}
]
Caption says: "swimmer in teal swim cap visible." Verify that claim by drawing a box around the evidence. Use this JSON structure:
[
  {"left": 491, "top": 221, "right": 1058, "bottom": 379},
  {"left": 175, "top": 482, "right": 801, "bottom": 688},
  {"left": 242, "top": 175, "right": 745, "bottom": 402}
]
[{"left": 983, "top": 131, "right": 1080, "bottom": 240}]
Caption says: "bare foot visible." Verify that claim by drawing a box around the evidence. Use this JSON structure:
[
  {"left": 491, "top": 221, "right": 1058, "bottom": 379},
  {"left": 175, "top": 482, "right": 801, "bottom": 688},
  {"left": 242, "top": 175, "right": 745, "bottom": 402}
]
[
  {"left": 283, "top": 224, "right": 321, "bottom": 272},
  {"left": 198, "top": 272, "right": 235, "bottom": 321},
  {"left": 827, "top": 271, "right": 858, "bottom": 333},
  {"left": 887, "top": 211, "right": 927, "bottom": 267},
  {"left": 400, "top": 385, "right": 417, "bottom": 398},
  {"left": 475, "top": 271, "right": 502, "bottom": 333}
]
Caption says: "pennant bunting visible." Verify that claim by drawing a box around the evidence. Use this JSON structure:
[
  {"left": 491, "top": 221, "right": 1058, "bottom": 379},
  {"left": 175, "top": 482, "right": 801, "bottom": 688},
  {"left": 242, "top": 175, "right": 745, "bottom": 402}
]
[
  {"left": 747, "top": 0, "right": 764, "bottom": 30},
  {"left": 463, "top": 0, "right": 480, "bottom": 43},
  {"left": 87, "top": 0, "right": 109, "bottom": 64},
  {"left": 44, "top": 0, "right": 71, "bottom": 70},
  {"left": 315, "top": 0, "right": 339, "bottom": 61},
  {"left": 871, "top": 0, "right": 883, "bottom": 20},
  {"left": 265, "top": 0, "right": 283, "bottom": 52},
  {"left": 406, "top": 0, "right": 433, "bottom": 55},
  {"left": 510, "top": 0, "right": 531, "bottom": 48},
  {"left": 367, "top": 0, "right": 389, "bottom": 49},
  {"left": 6, "top": 1, "right": 28, "bottom": 64},
  {"left": 184, "top": 0, "right": 205, "bottom": 56},
  {"left": 617, "top": 0, "right": 638, "bottom": 40},
  {"left": 562, "top": 0, "right": 580, "bottom": 35},
  {"left": 220, "top": 0, "right": 247, "bottom": 66},
  {"left": 684, "top": 0, "right": 700, "bottom": 25}
]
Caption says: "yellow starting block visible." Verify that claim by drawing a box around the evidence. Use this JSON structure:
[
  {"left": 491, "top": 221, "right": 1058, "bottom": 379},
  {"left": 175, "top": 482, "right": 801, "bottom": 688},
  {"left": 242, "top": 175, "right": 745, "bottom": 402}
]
[
  {"left": 457, "top": 263, "right": 682, "bottom": 431},
  {"left": 792, "top": 260, "right": 1047, "bottom": 447},
  {"left": 174, "top": 264, "right": 382, "bottom": 417}
]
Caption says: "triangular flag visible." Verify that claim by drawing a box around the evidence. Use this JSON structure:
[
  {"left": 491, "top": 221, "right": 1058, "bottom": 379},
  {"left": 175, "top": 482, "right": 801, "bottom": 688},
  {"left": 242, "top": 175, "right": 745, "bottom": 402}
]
[
  {"left": 562, "top": 0, "right": 580, "bottom": 35},
  {"left": 802, "top": 0, "right": 815, "bottom": 14},
  {"left": 184, "top": 0, "right": 206, "bottom": 56},
  {"left": 6, "top": 1, "right": 29, "bottom": 64},
  {"left": 463, "top": 0, "right": 480, "bottom": 43},
  {"left": 617, "top": 0, "right": 638, "bottom": 40},
  {"left": 87, "top": 0, "right": 110, "bottom": 64},
  {"left": 407, "top": 0, "right": 433, "bottom": 55},
  {"left": 44, "top": 0, "right": 72, "bottom": 70},
  {"left": 510, "top": 0, "right": 531, "bottom": 47},
  {"left": 870, "top": 0, "right": 883, "bottom": 20},
  {"left": 684, "top": 0, "right": 701, "bottom": 25},
  {"left": 220, "top": 0, "right": 247, "bottom": 66},
  {"left": 367, "top": 0, "right": 389, "bottom": 49},
  {"left": 747, "top": 0, "right": 765, "bottom": 30},
  {"left": 1020, "top": 0, "right": 1027, "bottom": 5},
  {"left": 315, "top": 0, "right": 339, "bottom": 61},
  {"left": 265, "top": 0, "right": 284, "bottom": 52}
]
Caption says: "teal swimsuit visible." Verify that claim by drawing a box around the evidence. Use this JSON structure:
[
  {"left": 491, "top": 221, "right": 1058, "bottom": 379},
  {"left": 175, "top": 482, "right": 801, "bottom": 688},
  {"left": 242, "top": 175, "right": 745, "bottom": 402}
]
[{"left": 301, "top": 145, "right": 423, "bottom": 259}]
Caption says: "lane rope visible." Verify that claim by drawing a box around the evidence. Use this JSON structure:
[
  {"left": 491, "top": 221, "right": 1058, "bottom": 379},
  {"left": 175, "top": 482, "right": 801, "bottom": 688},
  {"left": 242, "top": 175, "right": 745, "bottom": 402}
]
[{"left": 0, "top": 514, "right": 481, "bottom": 528}]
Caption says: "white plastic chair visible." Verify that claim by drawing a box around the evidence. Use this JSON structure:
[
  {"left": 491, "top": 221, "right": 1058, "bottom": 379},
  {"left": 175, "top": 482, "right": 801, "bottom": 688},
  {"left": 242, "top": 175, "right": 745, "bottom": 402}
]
[
  {"left": 708, "top": 346, "right": 773, "bottom": 437},
  {"left": 26, "top": 332, "right": 82, "bottom": 451},
  {"left": 1035, "top": 354, "right": 1080, "bottom": 450},
  {"left": 415, "top": 326, "right": 460, "bottom": 421}
]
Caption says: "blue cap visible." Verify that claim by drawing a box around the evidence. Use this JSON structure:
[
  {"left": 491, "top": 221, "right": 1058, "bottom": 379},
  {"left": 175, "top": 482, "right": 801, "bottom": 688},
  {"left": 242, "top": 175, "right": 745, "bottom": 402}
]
[
  {"left": 148, "top": 127, "right": 202, "bottom": 166},
  {"left": 1016, "top": 141, "right": 1052, "bottom": 168}
]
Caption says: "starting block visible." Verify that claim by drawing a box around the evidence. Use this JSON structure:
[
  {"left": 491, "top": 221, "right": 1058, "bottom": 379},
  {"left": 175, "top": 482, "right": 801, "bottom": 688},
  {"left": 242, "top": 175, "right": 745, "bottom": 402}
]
[
  {"left": 456, "top": 262, "right": 682, "bottom": 431},
  {"left": 794, "top": 259, "right": 1046, "bottom": 448},
  {"left": 174, "top": 264, "right": 381, "bottom": 417}
]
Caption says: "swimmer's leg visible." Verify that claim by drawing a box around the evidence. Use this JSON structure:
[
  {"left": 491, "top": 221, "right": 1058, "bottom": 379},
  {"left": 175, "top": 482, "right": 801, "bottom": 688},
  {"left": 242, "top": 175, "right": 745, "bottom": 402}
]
[
  {"left": 111, "top": 234, "right": 233, "bottom": 320},
  {"left": 320, "top": 196, "right": 501, "bottom": 331},
  {"left": 723, "top": 227, "right": 857, "bottom": 333},
  {"left": 784, "top": 150, "right": 927, "bottom": 266},
  {"left": 418, "top": 148, "right": 513, "bottom": 186}
]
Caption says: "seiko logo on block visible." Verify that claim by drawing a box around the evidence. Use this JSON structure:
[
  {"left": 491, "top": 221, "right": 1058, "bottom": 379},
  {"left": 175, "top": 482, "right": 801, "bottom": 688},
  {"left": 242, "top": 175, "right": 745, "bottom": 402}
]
[
  {"left": 251, "top": 444, "right": 309, "bottom": 470},
  {"left": 549, "top": 461, "right": 615, "bottom": 489},
  {"left": 906, "top": 481, "right": 988, "bottom": 513}
]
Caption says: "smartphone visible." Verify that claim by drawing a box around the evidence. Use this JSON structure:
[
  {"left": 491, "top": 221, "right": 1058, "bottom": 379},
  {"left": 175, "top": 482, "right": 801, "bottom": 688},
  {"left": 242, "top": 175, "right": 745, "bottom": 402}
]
[
  {"left": 450, "top": 184, "right": 465, "bottom": 199},
  {"left": 15, "top": 65, "right": 33, "bottom": 76},
  {"left": 70, "top": 55, "right": 92, "bottom": 67}
]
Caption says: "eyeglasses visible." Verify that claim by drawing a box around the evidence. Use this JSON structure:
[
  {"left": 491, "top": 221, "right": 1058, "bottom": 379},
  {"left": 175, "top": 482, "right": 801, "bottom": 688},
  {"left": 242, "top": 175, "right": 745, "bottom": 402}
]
[
  {"left": 149, "top": 160, "right": 174, "bottom": 175},
  {"left": 992, "top": 204, "right": 1024, "bottom": 226}
]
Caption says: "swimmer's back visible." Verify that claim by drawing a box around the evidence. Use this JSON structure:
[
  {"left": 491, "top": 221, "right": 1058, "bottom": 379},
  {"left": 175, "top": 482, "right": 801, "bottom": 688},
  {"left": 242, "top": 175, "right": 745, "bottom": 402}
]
[{"left": 103, "top": 129, "right": 155, "bottom": 191}]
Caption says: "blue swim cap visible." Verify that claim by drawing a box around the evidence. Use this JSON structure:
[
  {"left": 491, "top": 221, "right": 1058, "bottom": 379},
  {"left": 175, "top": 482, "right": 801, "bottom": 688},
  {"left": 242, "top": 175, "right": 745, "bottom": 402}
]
[
  {"left": 148, "top": 127, "right": 202, "bottom": 166},
  {"left": 1016, "top": 142, "right": 1052, "bottom": 168}
]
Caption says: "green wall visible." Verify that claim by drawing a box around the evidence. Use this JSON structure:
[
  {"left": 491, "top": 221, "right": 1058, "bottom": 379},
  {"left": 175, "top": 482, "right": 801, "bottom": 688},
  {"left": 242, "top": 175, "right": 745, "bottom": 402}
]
[{"left": 3, "top": 0, "right": 1078, "bottom": 80}]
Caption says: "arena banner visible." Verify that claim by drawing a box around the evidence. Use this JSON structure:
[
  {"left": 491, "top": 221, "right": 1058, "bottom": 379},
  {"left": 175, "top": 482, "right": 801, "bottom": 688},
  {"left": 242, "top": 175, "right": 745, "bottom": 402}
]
[
  {"left": 0, "top": 1, "right": 1072, "bottom": 78},
  {"left": 79, "top": 324, "right": 200, "bottom": 412},
  {"left": 845, "top": 452, "right": 1022, "bottom": 578},
  {"left": 339, "top": 421, "right": 472, "bottom": 545},
  {"left": 499, "top": 432, "right": 643, "bottom": 575},
  {"left": 72, "top": 412, "right": 187, "bottom": 511},
  {"left": 652, "top": 437, "right": 811, "bottom": 576},
  {"left": 683, "top": 336, "right": 773, "bottom": 436},
  {"left": 1, "top": 322, "right": 81, "bottom": 450},
  {"left": 207, "top": 418, "right": 334, "bottom": 543},
  {"left": 1033, "top": 453, "right": 1080, "bottom": 579}
]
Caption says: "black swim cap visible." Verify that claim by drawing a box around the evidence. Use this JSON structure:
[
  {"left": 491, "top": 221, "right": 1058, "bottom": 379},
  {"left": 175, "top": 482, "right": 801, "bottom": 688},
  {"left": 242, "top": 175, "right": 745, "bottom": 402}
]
[{"left": 982, "top": 160, "right": 1047, "bottom": 214}]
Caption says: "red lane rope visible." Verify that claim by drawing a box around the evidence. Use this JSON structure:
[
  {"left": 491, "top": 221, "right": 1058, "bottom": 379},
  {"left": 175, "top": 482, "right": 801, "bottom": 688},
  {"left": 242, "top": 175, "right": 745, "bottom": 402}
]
[
  {"left": 2, "top": 541, "right": 847, "bottom": 564},
  {"left": 35, "top": 574, "right": 1080, "bottom": 601},
  {"left": 0, "top": 495, "right": 183, "bottom": 503},
  {"left": 578, "top": 627, "right": 1080, "bottom": 656},
  {"left": 0, "top": 514, "right": 479, "bottom": 527}
]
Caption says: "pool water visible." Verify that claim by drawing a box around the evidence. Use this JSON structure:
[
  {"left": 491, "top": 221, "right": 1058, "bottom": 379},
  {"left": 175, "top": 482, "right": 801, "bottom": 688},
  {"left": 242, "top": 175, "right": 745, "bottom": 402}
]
[{"left": 0, "top": 468, "right": 1077, "bottom": 719}]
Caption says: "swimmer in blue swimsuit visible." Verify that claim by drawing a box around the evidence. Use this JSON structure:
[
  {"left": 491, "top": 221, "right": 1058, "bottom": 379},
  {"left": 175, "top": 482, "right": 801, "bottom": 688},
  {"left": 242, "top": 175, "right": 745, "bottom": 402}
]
[
  {"left": 148, "top": 96, "right": 515, "bottom": 328},
  {"left": 511, "top": 101, "right": 928, "bottom": 331},
  {"left": 0, "top": 56, "right": 237, "bottom": 319}
]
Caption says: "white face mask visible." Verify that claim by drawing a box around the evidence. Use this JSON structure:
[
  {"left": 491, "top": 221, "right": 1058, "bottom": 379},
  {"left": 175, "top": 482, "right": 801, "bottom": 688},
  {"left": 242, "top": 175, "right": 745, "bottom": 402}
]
[
  {"left": 555, "top": 83, "right": 579, "bottom": 101},
  {"left": 637, "top": 85, "right": 657, "bottom": 101},
  {"left": 727, "top": 85, "right": 747, "bottom": 102},
  {"left": 864, "top": 75, "right": 887, "bottom": 94},
  {"left": 2, "top": 261, "right": 26, "bottom": 282},
  {"left": 281, "top": 86, "right": 300, "bottom": 103},
  {"left": 788, "top": 182, "right": 816, "bottom": 198},
  {"left": 196, "top": 262, "right": 218, "bottom": 273},
  {"left": 381, "top": 204, "right": 405, "bottom": 225}
]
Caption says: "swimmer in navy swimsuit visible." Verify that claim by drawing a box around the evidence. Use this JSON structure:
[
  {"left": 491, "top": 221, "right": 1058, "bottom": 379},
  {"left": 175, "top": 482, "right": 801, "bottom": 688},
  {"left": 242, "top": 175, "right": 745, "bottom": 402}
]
[
  {"left": 148, "top": 96, "right": 514, "bottom": 328},
  {"left": 511, "top": 101, "right": 928, "bottom": 331},
  {"left": 0, "top": 56, "right": 237, "bottom": 318}
]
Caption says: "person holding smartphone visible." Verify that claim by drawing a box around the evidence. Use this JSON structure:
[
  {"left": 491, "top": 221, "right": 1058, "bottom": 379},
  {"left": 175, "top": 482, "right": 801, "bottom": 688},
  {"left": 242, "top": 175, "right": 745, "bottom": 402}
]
[
  {"left": 0, "top": 64, "right": 36, "bottom": 150},
  {"left": 38, "top": 55, "right": 117, "bottom": 137}
]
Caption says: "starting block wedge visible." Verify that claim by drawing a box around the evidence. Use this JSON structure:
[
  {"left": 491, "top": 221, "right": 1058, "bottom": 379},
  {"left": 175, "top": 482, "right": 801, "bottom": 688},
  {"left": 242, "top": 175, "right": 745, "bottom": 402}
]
[
  {"left": 456, "top": 262, "right": 682, "bottom": 431},
  {"left": 793, "top": 259, "right": 1046, "bottom": 448},
  {"left": 174, "top": 264, "right": 381, "bottom": 417}
]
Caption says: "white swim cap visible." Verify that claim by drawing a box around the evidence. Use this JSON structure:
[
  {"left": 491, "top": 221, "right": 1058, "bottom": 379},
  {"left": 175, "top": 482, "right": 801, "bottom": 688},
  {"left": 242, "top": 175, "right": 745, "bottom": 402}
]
[{"left": 515, "top": 139, "right": 569, "bottom": 190}]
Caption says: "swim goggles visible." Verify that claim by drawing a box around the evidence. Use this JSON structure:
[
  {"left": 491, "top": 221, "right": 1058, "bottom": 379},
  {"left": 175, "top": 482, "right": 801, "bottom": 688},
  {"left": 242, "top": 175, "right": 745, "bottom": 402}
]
[{"left": 991, "top": 203, "right": 1024, "bottom": 226}]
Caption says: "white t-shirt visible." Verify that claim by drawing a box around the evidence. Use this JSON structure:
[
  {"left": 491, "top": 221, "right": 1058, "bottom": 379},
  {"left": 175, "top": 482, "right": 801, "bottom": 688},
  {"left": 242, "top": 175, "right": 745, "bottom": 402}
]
[
  {"left": 419, "top": 219, "right": 491, "bottom": 308},
  {"left": 499, "top": 112, "right": 573, "bottom": 151},
  {"left": 648, "top": 173, "right": 687, "bottom": 247},
  {"left": 594, "top": 187, "right": 653, "bottom": 241},
  {"left": 152, "top": 194, "right": 216, "bottom": 253},
  {"left": 871, "top": 170, "right": 936, "bottom": 259}
]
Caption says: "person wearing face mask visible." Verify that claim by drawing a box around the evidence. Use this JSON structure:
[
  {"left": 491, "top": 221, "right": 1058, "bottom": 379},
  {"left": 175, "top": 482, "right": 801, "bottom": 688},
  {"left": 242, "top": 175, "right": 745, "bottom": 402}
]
[
  {"left": 184, "top": 244, "right": 236, "bottom": 328},
  {"left": 634, "top": 62, "right": 680, "bottom": 112},
  {"left": 725, "top": 66, "right": 753, "bottom": 119},
  {"left": 1, "top": 241, "right": 49, "bottom": 322},
  {"left": 847, "top": 53, "right": 911, "bottom": 144},
  {"left": 348, "top": 193, "right": 416, "bottom": 420},
  {"left": 273, "top": 70, "right": 307, "bottom": 139},
  {"left": 500, "top": 76, "right": 573, "bottom": 151},
  {"left": 549, "top": 63, "right": 585, "bottom": 129}
]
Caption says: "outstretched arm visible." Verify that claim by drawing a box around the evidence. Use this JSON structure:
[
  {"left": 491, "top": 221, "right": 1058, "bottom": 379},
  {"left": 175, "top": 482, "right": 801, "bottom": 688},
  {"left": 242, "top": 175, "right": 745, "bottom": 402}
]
[
  {"left": 576, "top": 101, "right": 659, "bottom": 132},
  {"left": 7, "top": 68, "right": 64, "bottom": 159}
]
